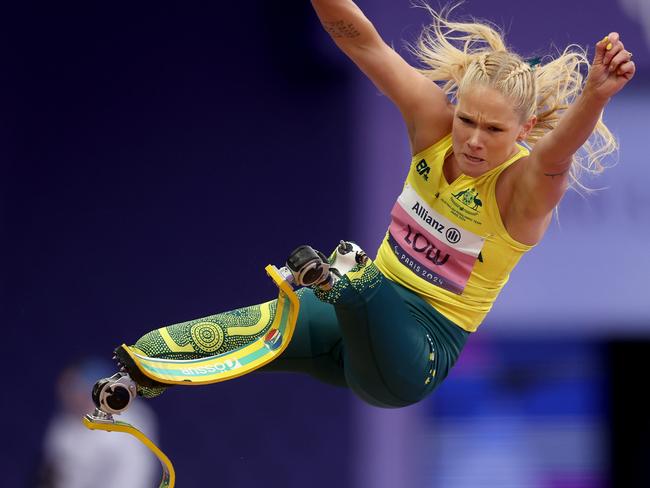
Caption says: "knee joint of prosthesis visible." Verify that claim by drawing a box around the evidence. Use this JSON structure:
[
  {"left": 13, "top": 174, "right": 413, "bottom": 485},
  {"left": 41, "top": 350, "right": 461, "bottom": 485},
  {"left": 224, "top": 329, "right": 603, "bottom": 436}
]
[
  {"left": 287, "top": 241, "right": 368, "bottom": 290},
  {"left": 91, "top": 372, "right": 138, "bottom": 415}
]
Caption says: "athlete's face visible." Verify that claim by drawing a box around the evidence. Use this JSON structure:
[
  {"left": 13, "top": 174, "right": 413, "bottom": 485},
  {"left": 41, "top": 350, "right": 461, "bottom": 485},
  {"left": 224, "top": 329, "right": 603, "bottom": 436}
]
[{"left": 451, "top": 85, "right": 535, "bottom": 177}]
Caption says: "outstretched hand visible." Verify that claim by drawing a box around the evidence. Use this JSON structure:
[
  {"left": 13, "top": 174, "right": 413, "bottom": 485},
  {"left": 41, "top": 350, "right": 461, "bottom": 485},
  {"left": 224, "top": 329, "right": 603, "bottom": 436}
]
[{"left": 586, "top": 32, "right": 635, "bottom": 100}]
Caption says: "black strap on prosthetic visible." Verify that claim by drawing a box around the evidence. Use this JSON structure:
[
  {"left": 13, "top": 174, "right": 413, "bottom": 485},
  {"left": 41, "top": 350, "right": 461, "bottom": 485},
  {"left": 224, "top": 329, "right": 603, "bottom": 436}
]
[{"left": 114, "top": 345, "right": 170, "bottom": 389}]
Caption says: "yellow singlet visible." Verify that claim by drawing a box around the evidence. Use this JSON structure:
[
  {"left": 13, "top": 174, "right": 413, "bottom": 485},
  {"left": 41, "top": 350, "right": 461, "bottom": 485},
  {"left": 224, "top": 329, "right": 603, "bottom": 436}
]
[{"left": 375, "top": 134, "right": 534, "bottom": 332}]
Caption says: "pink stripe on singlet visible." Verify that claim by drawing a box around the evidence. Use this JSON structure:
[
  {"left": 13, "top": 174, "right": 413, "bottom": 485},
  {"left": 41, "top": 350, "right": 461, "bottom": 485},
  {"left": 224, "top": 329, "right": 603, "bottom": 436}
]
[{"left": 388, "top": 201, "right": 478, "bottom": 294}]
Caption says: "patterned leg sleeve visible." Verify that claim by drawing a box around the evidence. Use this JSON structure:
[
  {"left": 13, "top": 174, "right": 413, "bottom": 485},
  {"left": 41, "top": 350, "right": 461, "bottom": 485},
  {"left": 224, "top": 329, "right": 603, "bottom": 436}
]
[
  {"left": 313, "top": 258, "right": 433, "bottom": 407},
  {"left": 133, "top": 300, "right": 278, "bottom": 398},
  {"left": 313, "top": 257, "right": 383, "bottom": 306}
]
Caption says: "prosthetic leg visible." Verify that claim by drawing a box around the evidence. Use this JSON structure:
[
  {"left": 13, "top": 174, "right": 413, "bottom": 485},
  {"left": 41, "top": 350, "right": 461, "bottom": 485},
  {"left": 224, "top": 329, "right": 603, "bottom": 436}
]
[
  {"left": 83, "top": 242, "right": 365, "bottom": 487},
  {"left": 82, "top": 404, "right": 175, "bottom": 488}
]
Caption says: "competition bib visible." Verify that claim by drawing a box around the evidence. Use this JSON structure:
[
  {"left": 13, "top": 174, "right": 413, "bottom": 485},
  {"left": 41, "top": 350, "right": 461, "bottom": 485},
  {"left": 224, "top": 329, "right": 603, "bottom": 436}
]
[{"left": 387, "top": 184, "right": 485, "bottom": 294}]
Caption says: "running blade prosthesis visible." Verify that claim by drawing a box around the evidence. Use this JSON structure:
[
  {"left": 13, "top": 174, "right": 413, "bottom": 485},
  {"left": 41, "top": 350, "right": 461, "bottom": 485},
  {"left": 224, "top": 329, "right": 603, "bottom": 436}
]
[
  {"left": 83, "top": 370, "right": 176, "bottom": 488},
  {"left": 82, "top": 259, "right": 307, "bottom": 488},
  {"left": 82, "top": 242, "right": 364, "bottom": 487}
]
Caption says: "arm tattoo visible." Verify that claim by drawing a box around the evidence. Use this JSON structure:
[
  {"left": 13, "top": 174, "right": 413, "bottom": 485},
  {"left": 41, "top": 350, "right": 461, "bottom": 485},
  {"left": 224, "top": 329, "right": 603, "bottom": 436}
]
[
  {"left": 544, "top": 169, "right": 568, "bottom": 179},
  {"left": 323, "top": 20, "right": 361, "bottom": 39}
]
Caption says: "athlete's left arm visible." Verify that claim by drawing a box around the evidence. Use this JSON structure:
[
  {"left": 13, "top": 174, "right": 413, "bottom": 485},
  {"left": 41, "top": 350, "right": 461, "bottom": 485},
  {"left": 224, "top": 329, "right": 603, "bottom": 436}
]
[{"left": 516, "top": 32, "right": 635, "bottom": 216}]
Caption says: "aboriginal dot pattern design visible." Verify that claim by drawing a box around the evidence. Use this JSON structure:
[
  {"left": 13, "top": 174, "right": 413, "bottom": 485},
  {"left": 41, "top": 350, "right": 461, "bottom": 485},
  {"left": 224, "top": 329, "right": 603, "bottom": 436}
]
[
  {"left": 191, "top": 322, "right": 224, "bottom": 353},
  {"left": 314, "top": 259, "right": 382, "bottom": 305},
  {"left": 138, "top": 385, "right": 167, "bottom": 399},
  {"left": 133, "top": 300, "right": 278, "bottom": 397}
]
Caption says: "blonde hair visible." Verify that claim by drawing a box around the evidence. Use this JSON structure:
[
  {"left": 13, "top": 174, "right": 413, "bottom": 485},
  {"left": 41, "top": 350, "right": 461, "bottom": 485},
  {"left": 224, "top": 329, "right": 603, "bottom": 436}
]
[{"left": 408, "top": 3, "right": 618, "bottom": 190}]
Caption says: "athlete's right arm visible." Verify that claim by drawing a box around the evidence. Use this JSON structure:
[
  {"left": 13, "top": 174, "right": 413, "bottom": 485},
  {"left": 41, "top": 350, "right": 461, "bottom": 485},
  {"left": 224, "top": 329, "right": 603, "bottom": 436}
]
[{"left": 311, "top": 0, "right": 453, "bottom": 153}]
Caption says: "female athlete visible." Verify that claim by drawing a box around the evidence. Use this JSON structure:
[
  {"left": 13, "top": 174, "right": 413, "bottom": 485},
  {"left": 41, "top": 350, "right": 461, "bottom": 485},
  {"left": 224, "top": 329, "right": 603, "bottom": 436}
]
[{"left": 123, "top": 1, "right": 635, "bottom": 408}]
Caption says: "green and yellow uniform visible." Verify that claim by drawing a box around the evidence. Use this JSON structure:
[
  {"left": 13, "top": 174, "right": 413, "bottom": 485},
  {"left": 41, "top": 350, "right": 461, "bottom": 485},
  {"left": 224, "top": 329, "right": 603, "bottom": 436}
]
[
  {"left": 376, "top": 134, "right": 532, "bottom": 331},
  {"left": 132, "top": 135, "right": 532, "bottom": 407}
]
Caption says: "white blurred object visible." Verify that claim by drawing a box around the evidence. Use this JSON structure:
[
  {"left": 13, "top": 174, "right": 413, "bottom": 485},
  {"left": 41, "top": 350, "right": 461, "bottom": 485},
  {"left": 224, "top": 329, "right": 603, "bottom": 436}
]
[
  {"left": 36, "top": 359, "right": 159, "bottom": 488},
  {"left": 620, "top": 0, "right": 650, "bottom": 49},
  {"left": 41, "top": 399, "right": 158, "bottom": 488}
]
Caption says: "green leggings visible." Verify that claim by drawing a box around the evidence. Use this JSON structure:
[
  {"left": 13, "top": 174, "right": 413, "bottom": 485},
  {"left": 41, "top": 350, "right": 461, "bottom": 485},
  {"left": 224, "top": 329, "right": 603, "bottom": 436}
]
[{"left": 134, "top": 263, "right": 469, "bottom": 408}]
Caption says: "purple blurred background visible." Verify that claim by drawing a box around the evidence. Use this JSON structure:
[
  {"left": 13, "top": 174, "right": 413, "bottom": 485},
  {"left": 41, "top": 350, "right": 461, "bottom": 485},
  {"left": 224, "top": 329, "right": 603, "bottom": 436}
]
[{"left": 4, "top": 1, "right": 649, "bottom": 487}]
